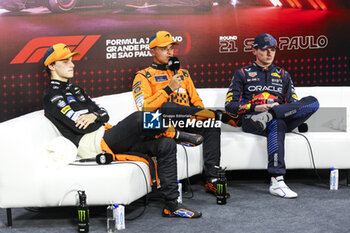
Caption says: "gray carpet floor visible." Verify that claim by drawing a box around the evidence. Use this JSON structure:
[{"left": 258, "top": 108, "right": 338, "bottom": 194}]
[{"left": 1, "top": 171, "right": 350, "bottom": 233}]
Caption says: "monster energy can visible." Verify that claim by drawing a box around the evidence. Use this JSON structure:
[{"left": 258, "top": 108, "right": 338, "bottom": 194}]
[
  {"left": 77, "top": 190, "right": 89, "bottom": 232},
  {"left": 216, "top": 167, "right": 227, "bottom": 205}
]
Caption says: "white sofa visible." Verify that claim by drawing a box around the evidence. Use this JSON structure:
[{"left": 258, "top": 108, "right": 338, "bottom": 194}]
[{"left": 1, "top": 87, "right": 349, "bottom": 225}]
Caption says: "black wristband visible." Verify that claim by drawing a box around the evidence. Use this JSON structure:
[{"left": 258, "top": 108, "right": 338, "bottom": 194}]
[{"left": 163, "top": 86, "right": 173, "bottom": 95}]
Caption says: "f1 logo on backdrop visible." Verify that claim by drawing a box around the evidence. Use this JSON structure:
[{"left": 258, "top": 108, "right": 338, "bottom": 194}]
[{"left": 10, "top": 35, "right": 101, "bottom": 64}]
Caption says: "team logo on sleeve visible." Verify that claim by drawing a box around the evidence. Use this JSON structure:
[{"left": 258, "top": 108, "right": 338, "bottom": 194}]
[
  {"left": 50, "top": 95, "right": 63, "bottom": 103},
  {"left": 67, "top": 96, "right": 77, "bottom": 103},
  {"left": 239, "top": 104, "right": 251, "bottom": 111},
  {"left": 65, "top": 110, "right": 74, "bottom": 118},
  {"left": 61, "top": 105, "right": 72, "bottom": 114},
  {"left": 133, "top": 81, "right": 141, "bottom": 89},
  {"left": 225, "top": 93, "right": 233, "bottom": 102},
  {"left": 134, "top": 87, "right": 141, "bottom": 93},
  {"left": 135, "top": 91, "right": 144, "bottom": 99},
  {"left": 57, "top": 100, "right": 66, "bottom": 108},
  {"left": 182, "top": 71, "right": 189, "bottom": 77}
]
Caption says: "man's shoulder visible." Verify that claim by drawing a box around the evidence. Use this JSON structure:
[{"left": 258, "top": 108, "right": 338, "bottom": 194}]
[
  {"left": 179, "top": 68, "right": 190, "bottom": 78},
  {"left": 271, "top": 64, "right": 289, "bottom": 79},
  {"left": 44, "top": 85, "right": 62, "bottom": 96},
  {"left": 136, "top": 66, "right": 154, "bottom": 78},
  {"left": 235, "top": 63, "right": 255, "bottom": 77}
]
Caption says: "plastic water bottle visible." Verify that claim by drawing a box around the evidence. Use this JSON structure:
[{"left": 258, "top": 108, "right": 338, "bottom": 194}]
[
  {"left": 267, "top": 99, "right": 274, "bottom": 105},
  {"left": 216, "top": 167, "right": 227, "bottom": 205},
  {"left": 77, "top": 191, "right": 89, "bottom": 233},
  {"left": 330, "top": 167, "right": 339, "bottom": 190},
  {"left": 114, "top": 204, "right": 125, "bottom": 230},
  {"left": 177, "top": 181, "right": 182, "bottom": 204},
  {"left": 107, "top": 203, "right": 116, "bottom": 232}
]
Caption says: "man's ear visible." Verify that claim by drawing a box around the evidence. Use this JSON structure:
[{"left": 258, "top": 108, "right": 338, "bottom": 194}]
[
  {"left": 48, "top": 63, "right": 55, "bottom": 71},
  {"left": 252, "top": 48, "right": 257, "bottom": 56},
  {"left": 150, "top": 48, "right": 156, "bottom": 56}
]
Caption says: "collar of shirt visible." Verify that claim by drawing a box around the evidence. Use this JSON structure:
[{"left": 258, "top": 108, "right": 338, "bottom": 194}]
[
  {"left": 151, "top": 62, "right": 168, "bottom": 71},
  {"left": 49, "top": 79, "right": 70, "bottom": 89},
  {"left": 253, "top": 61, "right": 274, "bottom": 72}
]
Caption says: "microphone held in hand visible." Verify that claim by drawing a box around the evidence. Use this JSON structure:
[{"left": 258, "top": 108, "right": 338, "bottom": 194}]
[{"left": 168, "top": 56, "right": 181, "bottom": 76}]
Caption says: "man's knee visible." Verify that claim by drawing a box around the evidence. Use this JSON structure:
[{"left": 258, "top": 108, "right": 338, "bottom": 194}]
[
  {"left": 300, "top": 96, "right": 319, "bottom": 111},
  {"left": 202, "top": 127, "right": 221, "bottom": 139},
  {"left": 128, "top": 111, "right": 143, "bottom": 126},
  {"left": 156, "top": 137, "right": 177, "bottom": 157},
  {"left": 160, "top": 102, "right": 181, "bottom": 114}
]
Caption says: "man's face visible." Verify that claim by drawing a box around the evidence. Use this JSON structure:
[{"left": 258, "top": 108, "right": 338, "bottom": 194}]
[
  {"left": 51, "top": 57, "right": 75, "bottom": 80},
  {"left": 151, "top": 44, "right": 174, "bottom": 64},
  {"left": 253, "top": 47, "right": 276, "bottom": 67}
]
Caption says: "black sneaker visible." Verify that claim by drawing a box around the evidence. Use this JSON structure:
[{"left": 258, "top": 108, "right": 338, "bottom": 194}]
[
  {"left": 162, "top": 200, "right": 202, "bottom": 218},
  {"left": 250, "top": 112, "right": 273, "bottom": 131},
  {"left": 205, "top": 178, "right": 230, "bottom": 198},
  {"left": 217, "top": 110, "right": 242, "bottom": 127},
  {"left": 175, "top": 131, "right": 203, "bottom": 147}
]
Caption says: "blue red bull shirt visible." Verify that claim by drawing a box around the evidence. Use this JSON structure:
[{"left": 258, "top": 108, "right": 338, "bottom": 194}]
[{"left": 225, "top": 62, "right": 298, "bottom": 115}]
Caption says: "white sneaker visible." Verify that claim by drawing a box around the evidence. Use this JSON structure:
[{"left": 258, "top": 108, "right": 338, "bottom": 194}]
[
  {"left": 269, "top": 176, "right": 298, "bottom": 198},
  {"left": 250, "top": 112, "right": 273, "bottom": 131}
]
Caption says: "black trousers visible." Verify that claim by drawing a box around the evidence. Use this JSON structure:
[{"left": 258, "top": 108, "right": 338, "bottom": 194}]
[
  {"left": 242, "top": 96, "right": 319, "bottom": 175},
  {"left": 103, "top": 111, "right": 178, "bottom": 200},
  {"left": 161, "top": 102, "right": 221, "bottom": 178}
]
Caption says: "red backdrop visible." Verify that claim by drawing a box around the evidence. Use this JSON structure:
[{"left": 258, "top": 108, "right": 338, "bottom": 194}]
[{"left": 0, "top": 0, "right": 349, "bottom": 122}]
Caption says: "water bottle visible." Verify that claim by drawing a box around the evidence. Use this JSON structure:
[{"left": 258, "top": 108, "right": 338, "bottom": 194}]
[
  {"left": 266, "top": 99, "right": 274, "bottom": 105},
  {"left": 77, "top": 190, "right": 89, "bottom": 233},
  {"left": 107, "top": 203, "right": 116, "bottom": 232},
  {"left": 114, "top": 204, "right": 125, "bottom": 230},
  {"left": 177, "top": 181, "right": 182, "bottom": 204},
  {"left": 330, "top": 167, "right": 339, "bottom": 190},
  {"left": 216, "top": 167, "right": 227, "bottom": 205}
]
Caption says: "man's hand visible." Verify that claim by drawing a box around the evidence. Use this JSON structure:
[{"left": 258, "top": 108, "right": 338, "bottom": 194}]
[
  {"left": 270, "top": 102, "right": 279, "bottom": 108},
  {"left": 254, "top": 102, "right": 279, "bottom": 112},
  {"left": 75, "top": 113, "right": 97, "bottom": 129},
  {"left": 168, "top": 74, "right": 183, "bottom": 92}
]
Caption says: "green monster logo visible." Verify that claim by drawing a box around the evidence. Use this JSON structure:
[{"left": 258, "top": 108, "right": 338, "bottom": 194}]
[
  {"left": 78, "top": 210, "right": 89, "bottom": 222},
  {"left": 217, "top": 183, "right": 223, "bottom": 195},
  {"left": 217, "top": 183, "right": 227, "bottom": 195}
]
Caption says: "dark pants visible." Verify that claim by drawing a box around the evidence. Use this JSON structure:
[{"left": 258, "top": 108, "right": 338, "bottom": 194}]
[
  {"left": 103, "top": 111, "right": 179, "bottom": 200},
  {"left": 242, "top": 96, "right": 319, "bottom": 175},
  {"left": 161, "top": 102, "right": 221, "bottom": 178}
]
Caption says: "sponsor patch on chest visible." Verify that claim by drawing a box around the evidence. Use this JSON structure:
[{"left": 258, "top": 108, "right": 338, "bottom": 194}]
[
  {"left": 155, "top": 75, "right": 168, "bottom": 82},
  {"left": 248, "top": 72, "right": 257, "bottom": 78}
]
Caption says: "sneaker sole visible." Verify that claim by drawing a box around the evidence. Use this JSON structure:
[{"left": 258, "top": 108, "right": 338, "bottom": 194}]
[
  {"left": 162, "top": 209, "right": 201, "bottom": 218},
  {"left": 269, "top": 188, "right": 298, "bottom": 199},
  {"left": 250, "top": 117, "right": 266, "bottom": 131}
]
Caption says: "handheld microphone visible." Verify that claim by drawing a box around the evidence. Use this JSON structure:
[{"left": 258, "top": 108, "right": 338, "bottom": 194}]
[
  {"left": 168, "top": 56, "right": 183, "bottom": 101},
  {"left": 96, "top": 152, "right": 113, "bottom": 165},
  {"left": 78, "top": 152, "right": 113, "bottom": 164},
  {"left": 168, "top": 57, "right": 182, "bottom": 78}
]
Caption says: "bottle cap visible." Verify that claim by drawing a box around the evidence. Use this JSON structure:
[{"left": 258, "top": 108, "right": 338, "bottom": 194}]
[
  {"left": 330, "top": 167, "right": 334, "bottom": 171},
  {"left": 114, "top": 204, "right": 119, "bottom": 208},
  {"left": 177, "top": 180, "right": 180, "bottom": 183}
]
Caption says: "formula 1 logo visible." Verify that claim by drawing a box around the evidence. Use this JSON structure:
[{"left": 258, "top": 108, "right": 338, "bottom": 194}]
[{"left": 10, "top": 35, "right": 101, "bottom": 64}]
